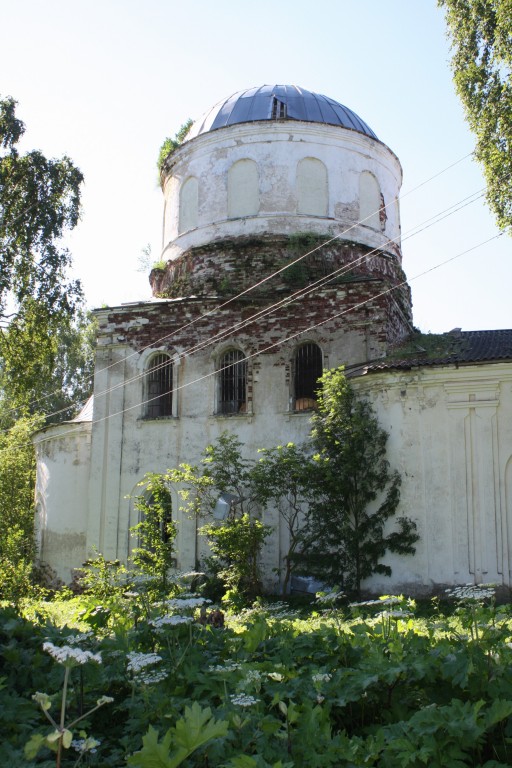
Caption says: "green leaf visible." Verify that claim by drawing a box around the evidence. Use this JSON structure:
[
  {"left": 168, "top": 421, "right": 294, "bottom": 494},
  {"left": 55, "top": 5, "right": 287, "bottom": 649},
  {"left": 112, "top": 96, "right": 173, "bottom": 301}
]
[
  {"left": 485, "top": 699, "right": 512, "bottom": 728},
  {"left": 24, "top": 733, "right": 46, "bottom": 760},
  {"left": 128, "top": 725, "right": 174, "bottom": 768},
  {"left": 62, "top": 728, "right": 73, "bottom": 748},
  {"left": 128, "top": 705, "right": 228, "bottom": 768},
  {"left": 173, "top": 701, "right": 228, "bottom": 754},
  {"left": 225, "top": 758, "right": 258, "bottom": 767}
]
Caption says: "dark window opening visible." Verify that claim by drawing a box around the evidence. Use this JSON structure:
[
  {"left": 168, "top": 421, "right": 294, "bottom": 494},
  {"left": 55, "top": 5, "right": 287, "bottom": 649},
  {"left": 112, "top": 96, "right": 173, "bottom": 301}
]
[
  {"left": 271, "top": 97, "right": 287, "bottom": 120},
  {"left": 146, "top": 354, "right": 173, "bottom": 418},
  {"left": 218, "top": 350, "right": 247, "bottom": 414},
  {"left": 294, "top": 343, "right": 322, "bottom": 411}
]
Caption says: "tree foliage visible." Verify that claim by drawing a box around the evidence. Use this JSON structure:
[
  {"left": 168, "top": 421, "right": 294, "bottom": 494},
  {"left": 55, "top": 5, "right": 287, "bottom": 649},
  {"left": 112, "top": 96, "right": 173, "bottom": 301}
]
[
  {"left": 0, "top": 96, "right": 84, "bottom": 321},
  {"left": 439, "top": 0, "right": 512, "bottom": 231},
  {"left": 0, "top": 96, "right": 89, "bottom": 419},
  {"left": 192, "top": 434, "right": 272, "bottom": 602},
  {"left": 293, "top": 368, "right": 418, "bottom": 596},
  {"left": 0, "top": 305, "right": 95, "bottom": 425},
  {"left": 0, "top": 413, "right": 44, "bottom": 602},
  {"left": 131, "top": 473, "right": 178, "bottom": 596},
  {"left": 140, "top": 374, "right": 417, "bottom": 600},
  {"left": 251, "top": 442, "right": 312, "bottom": 595}
]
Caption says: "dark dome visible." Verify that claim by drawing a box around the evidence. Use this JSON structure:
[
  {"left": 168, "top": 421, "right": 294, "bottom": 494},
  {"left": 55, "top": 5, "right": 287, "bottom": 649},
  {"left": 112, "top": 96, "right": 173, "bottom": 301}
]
[{"left": 187, "top": 85, "right": 377, "bottom": 140}]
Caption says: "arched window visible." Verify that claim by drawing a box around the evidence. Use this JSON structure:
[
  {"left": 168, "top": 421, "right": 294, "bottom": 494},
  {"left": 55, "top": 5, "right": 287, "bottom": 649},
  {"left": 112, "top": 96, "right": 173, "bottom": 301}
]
[
  {"left": 359, "top": 171, "right": 385, "bottom": 230},
  {"left": 145, "top": 353, "right": 173, "bottom": 418},
  {"left": 293, "top": 343, "right": 323, "bottom": 411},
  {"left": 296, "top": 158, "right": 328, "bottom": 216},
  {"left": 179, "top": 176, "right": 198, "bottom": 233},
  {"left": 228, "top": 159, "right": 259, "bottom": 218},
  {"left": 217, "top": 349, "right": 247, "bottom": 414}
]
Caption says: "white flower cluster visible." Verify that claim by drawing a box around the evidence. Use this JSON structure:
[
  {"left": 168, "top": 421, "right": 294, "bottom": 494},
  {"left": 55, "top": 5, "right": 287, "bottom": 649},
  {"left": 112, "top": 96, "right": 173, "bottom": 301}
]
[
  {"left": 377, "top": 610, "right": 413, "bottom": 620},
  {"left": 263, "top": 603, "right": 299, "bottom": 620},
  {"left": 96, "top": 695, "right": 114, "bottom": 706},
  {"left": 245, "top": 669, "right": 262, "bottom": 682},
  {"left": 230, "top": 693, "right": 260, "bottom": 707},
  {"left": 315, "top": 591, "right": 344, "bottom": 604},
  {"left": 126, "top": 651, "right": 162, "bottom": 673},
  {"left": 66, "top": 632, "right": 94, "bottom": 646},
  {"left": 135, "top": 668, "right": 169, "bottom": 685},
  {"left": 167, "top": 597, "right": 210, "bottom": 610},
  {"left": 71, "top": 737, "right": 100, "bottom": 754},
  {"left": 311, "top": 672, "right": 332, "bottom": 684},
  {"left": 259, "top": 601, "right": 289, "bottom": 612},
  {"left": 445, "top": 584, "right": 496, "bottom": 601},
  {"left": 43, "top": 642, "right": 102, "bottom": 666},
  {"left": 209, "top": 661, "right": 242, "bottom": 673},
  {"left": 150, "top": 615, "right": 194, "bottom": 629},
  {"left": 349, "top": 596, "right": 403, "bottom": 608}
]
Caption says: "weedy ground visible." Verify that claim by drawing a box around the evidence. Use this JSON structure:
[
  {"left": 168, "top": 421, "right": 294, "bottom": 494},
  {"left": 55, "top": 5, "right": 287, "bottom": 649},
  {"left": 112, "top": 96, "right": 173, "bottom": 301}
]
[{"left": 2, "top": 584, "right": 512, "bottom": 767}]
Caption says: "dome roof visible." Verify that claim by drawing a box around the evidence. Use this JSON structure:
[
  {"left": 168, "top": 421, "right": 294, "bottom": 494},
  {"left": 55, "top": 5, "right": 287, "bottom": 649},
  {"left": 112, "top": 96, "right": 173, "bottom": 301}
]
[{"left": 186, "top": 85, "right": 377, "bottom": 141}]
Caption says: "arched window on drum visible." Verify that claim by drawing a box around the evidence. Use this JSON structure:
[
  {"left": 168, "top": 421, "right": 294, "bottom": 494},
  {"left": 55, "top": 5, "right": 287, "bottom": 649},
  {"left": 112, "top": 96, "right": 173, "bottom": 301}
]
[
  {"left": 359, "top": 171, "right": 385, "bottom": 231},
  {"left": 227, "top": 159, "right": 259, "bottom": 218},
  {"left": 179, "top": 176, "right": 198, "bottom": 233},
  {"left": 296, "top": 158, "right": 328, "bottom": 216}
]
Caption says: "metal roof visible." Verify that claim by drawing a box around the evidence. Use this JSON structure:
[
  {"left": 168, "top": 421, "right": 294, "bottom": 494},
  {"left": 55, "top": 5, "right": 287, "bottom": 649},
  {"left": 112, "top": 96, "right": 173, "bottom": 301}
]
[
  {"left": 361, "top": 330, "right": 512, "bottom": 374},
  {"left": 186, "top": 85, "right": 377, "bottom": 140}
]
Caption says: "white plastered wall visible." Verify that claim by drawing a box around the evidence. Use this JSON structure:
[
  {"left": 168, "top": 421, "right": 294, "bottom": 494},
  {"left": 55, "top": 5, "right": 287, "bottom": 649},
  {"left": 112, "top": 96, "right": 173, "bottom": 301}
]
[
  {"left": 34, "top": 422, "right": 91, "bottom": 582},
  {"left": 354, "top": 362, "right": 512, "bottom": 592},
  {"left": 161, "top": 121, "right": 402, "bottom": 261}
]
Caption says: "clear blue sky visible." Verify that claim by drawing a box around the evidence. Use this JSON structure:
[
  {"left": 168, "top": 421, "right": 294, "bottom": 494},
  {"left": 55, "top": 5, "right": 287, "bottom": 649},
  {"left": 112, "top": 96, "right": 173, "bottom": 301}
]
[{"left": 1, "top": 0, "right": 510, "bottom": 333}]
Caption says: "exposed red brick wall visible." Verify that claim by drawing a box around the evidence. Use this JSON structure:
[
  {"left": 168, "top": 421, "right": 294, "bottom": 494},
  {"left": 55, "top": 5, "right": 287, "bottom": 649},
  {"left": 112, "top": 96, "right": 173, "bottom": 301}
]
[{"left": 102, "top": 235, "right": 412, "bottom": 365}]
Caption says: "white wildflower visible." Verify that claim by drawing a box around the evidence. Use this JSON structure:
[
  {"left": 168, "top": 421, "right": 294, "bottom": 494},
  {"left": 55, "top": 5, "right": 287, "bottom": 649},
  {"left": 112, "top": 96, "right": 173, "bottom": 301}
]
[
  {"left": 43, "top": 642, "right": 102, "bottom": 666},
  {"left": 209, "top": 661, "right": 242, "bottom": 673},
  {"left": 445, "top": 584, "right": 496, "bottom": 601},
  {"left": 32, "top": 691, "right": 51, "bottom": 710},
  {"left": 311, "top": 672, "right": 332, "bottom": 684},
  {"left": 167, "top": 597, "right": 211, "bottom": 610},
  {"left": 71, "top": 737, "right": 100, "bottom": 754},
  {"left": 378, "top": 610, "right": 413, "bottom": 620},
  {"left": 66, "top": 632, "right": 94, "bottom": 646},
  {"left": 315, "top": 591, "right": 344, "bottom": 604},
  {"left": 126, "top": 651, "right": 162, "bottom": 673},
  {"left": 150, "top": 615, "right": 194, "bottom": 629},
  {"left": 244, "top": 669, "right": 262, "bottom": 684},
  {"left": 230, "top": 693, "right": 260, "bottom": 707},
  {"left": 349, "top": 596, "right": 403, "bottom": 608},
  {"left": 136, "top": 668, "right": 168, "bottom": 685},
  {"left": 96, "top": 695, "right": 114, "bottom": 706}
]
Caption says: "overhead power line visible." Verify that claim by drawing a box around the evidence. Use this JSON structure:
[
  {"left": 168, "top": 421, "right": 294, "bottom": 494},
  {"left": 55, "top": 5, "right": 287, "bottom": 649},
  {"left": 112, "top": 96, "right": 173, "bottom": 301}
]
[{"left": 25, "top": 229, "right": 503, "bottom": 455}]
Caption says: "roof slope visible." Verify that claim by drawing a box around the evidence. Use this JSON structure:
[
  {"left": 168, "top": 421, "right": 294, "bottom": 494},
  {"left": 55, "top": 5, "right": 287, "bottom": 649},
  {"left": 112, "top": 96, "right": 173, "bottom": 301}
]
[
  {"left": 364, "top": 329, "right": 512, "bottom": 373},
  {"left": 187, "top": 84, "right": 377, "bottom": 140}
]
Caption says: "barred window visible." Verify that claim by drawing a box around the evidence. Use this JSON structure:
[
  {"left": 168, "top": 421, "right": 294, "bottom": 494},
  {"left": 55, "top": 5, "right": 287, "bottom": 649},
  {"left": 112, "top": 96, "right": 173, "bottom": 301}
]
[
  {"left": 293, "top": 343, "right": 322, "bottom": 411},
  {"left": 145, "top": 354, "right": 173, "bottom": 418},
  {"left": 217, "top": 349, "right": 247, "bottom": 415}
]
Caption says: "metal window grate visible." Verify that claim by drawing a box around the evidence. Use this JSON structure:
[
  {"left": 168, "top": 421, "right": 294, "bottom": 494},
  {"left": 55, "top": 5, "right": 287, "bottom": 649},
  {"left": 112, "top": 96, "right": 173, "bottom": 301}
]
[
  {"left": 146, "top": 354, "right": 173, "bottom": 418},
  {"left": 218, "top": 350, "right": 247, "bottom": 414},
  {"left": 294, "top": 343, "right": 322, "bottom": 410}
]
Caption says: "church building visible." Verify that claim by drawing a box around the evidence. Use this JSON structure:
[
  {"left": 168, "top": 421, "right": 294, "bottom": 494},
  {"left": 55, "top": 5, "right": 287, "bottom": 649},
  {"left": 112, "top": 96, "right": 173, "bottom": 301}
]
[{"left": 33, "top": 85, "right": 512, "bottom": 594}]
